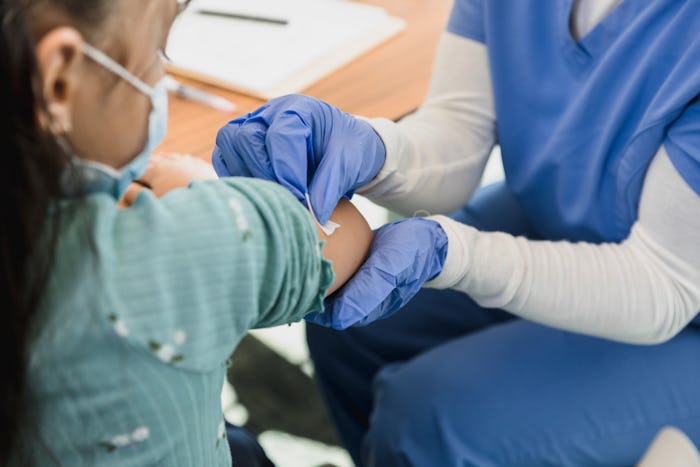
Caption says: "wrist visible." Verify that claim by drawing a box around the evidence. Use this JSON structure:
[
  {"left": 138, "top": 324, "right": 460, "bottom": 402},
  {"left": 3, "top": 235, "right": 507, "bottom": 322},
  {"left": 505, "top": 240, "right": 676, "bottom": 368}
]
[{"left": 423, "top": 215, "right": 477, "bottom": 289}]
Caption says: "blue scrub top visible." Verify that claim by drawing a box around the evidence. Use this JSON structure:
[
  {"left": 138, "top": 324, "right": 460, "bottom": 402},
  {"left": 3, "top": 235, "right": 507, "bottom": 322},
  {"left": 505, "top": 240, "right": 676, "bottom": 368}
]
[{"left": 448, "top": 0, "right": 700, "bottom": 243}]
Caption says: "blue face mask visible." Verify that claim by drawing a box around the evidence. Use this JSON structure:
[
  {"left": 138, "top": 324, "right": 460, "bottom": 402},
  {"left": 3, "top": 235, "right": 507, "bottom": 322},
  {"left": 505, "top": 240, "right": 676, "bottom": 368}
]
[{"left": 64, "top": 42, "right": 169, "bottom": 198}]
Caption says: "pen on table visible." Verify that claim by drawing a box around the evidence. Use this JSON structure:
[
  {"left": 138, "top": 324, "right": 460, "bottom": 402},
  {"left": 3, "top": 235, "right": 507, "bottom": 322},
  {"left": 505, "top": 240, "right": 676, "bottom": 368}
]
[
  {"left": 196, "top": 9, "right": 289, "bottom": 26},
  {"left": 163, "top": 76, "right": 237, "bottom": 113}
]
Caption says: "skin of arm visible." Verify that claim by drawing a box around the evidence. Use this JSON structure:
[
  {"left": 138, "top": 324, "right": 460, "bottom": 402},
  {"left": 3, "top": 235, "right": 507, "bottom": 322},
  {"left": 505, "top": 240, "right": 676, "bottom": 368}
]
[
  {"left": 315, "top": 198, "right": 373, "bottom": 296},
  {"left": 123, "top": 153, "right": 374, "bottom": 296}
]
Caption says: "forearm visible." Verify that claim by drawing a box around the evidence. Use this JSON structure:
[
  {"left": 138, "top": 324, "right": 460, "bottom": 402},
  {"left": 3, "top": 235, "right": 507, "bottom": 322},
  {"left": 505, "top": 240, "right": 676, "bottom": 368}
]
[
  {"left": 314, "top": 198, "right": 373, "bottom": 295},
  {"left": 357, "top": 32, "right": 496, "bottom": 216},
  {"left": 426, "top": 149, "right": 700, "bottom": 344},
  {"left": 429, "top": 221, "right": 699, "bottom": 343}
]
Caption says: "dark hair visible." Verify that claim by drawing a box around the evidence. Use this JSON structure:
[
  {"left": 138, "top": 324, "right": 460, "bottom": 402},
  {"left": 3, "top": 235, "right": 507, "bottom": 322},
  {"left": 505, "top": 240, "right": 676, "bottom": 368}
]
[{"left": 0, "top": 0, "right": 113, "bottom": 463}]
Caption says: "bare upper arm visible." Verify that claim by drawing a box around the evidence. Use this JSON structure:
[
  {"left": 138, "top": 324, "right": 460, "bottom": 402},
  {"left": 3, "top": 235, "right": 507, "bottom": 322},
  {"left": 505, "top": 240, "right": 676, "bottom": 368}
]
[{"left": 315, "top": 198, "right": 374, "bottom": 295}]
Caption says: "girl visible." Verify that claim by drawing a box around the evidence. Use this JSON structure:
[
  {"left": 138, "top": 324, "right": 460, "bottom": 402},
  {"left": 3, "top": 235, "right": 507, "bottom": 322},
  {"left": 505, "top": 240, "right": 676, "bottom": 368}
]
[{"left": 1, "top": 0, "right": 371, "bottom": 464}]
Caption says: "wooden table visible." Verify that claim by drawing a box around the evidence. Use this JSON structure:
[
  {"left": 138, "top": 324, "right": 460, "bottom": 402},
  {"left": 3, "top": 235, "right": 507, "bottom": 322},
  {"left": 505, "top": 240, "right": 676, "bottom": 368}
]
[{"left": 160, "top": 0, "right": 452, "bottom": 160}]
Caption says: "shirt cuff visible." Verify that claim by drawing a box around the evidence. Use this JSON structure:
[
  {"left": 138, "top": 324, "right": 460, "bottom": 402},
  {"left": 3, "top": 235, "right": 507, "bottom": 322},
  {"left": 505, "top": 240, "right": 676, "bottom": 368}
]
[{"left": 423, "top": 215, "right": 476, "bottom": 289}]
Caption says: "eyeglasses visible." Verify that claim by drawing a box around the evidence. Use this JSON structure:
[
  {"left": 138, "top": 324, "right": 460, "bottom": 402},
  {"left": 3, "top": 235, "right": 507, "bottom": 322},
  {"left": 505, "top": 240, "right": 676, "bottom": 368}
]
[
  {"left": 177, "top": 0, "right": 192, "bottom": 15},
  {"left": 164, "top": 0, "right": 192, "bottom": 63},
  {"left": 157, "top": 49, "right": 171, "bottom": 67}
]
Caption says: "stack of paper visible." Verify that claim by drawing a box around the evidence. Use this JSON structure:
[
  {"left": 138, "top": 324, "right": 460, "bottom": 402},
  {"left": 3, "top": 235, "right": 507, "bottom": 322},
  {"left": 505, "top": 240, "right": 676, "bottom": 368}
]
[{"left": 165, "top": 0, "right": 406, "bottom": 99}]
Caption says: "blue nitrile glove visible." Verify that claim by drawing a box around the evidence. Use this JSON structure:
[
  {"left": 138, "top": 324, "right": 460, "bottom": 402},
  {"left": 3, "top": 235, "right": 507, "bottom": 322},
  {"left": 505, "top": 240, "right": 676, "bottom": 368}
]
[
  {"left": 305, "top": 218, "right": 449, "bottom": 330},
  {"left": 213, "top": 94, "right": 386, "bottom": 224}
]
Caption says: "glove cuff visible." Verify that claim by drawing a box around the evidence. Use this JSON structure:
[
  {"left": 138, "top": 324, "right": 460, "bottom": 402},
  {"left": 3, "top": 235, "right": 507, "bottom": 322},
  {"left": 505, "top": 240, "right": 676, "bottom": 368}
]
[{"left": 354, "top": 116, "right": 395, "bottom": 194}]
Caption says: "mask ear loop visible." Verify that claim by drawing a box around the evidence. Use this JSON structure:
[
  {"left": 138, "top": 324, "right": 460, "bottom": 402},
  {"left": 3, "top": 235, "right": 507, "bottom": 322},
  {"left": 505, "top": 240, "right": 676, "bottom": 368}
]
[{"left": 81, "top": 42, "right": 155, "bottom": 98}]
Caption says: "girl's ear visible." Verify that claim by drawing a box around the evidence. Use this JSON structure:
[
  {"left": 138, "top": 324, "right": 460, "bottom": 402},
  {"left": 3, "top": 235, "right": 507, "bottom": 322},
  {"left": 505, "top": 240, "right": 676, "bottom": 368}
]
[{"left": 35, "top": 27, "right": 83, "bottom": 134}]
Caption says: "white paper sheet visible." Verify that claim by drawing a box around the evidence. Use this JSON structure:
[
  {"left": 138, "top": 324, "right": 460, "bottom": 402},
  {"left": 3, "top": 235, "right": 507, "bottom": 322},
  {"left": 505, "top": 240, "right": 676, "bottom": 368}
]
[{"left": 166, "top": 0, "right": 406, "bottom": 99}]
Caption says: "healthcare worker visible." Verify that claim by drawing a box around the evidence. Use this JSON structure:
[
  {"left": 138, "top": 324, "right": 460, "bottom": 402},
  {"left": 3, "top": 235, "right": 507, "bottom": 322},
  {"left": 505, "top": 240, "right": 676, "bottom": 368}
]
[
  {"left": 213, "top": 0, "right": 700, "bottom": 465},
  {"left": 0, "top": 0, "right": 353, "bottom": 465}
]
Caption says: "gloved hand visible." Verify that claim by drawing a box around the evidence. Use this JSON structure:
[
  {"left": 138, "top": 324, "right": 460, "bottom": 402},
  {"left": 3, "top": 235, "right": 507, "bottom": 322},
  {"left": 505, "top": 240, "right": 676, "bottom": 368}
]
[
  {"left": 213, "top": 94, "right": 386, "bottom": 224},
  {"left": 305, "top": 218, "right": 449, "bottom": 329}
]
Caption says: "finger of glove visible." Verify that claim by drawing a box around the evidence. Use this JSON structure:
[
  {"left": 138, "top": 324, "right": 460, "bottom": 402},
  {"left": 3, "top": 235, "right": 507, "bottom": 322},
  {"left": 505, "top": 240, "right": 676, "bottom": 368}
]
[
  {"left": 308, "top": 119, "right": 386, "bottom": 223},
  {"left": 213, "top": 121, "right": 254, "bottom": 178},
  {"left": 307, "top": 144, "right": 354, "bottom": 224},
  {"left": 352, "top": 280, "right": 422, "bottom": 327},
  {"left": 375, "top": 219, "right": 449, "bottom": 283},
  {"left": 228, "top": 117, "right": 278, "bottom": 182},
  {"left": 212, "top": 145, "right": 250, "bottom": 178},
  {"left": 322, "top": 261, "right": 398, "bottom": 329},
  {"left": 339, "top": 116, "right": 386, "bottom": 187},
  {"left": 266, "top": 111, "right": 313, "bottom": 203},
  {"left": 303, "top": 309, "right": 333, "bottom": 328}
]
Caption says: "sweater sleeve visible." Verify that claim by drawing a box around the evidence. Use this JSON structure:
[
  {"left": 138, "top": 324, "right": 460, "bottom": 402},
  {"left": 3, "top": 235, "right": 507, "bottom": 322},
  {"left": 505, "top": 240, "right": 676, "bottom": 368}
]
[
  {"left": 96, "top": 177, "right": 334, "bottom": 372},
  {"left": 356, "top": 31, "right": 496, "bottom": 217},
  {"left": 425, "top": 147, "right": 700, "bottom": 344}
]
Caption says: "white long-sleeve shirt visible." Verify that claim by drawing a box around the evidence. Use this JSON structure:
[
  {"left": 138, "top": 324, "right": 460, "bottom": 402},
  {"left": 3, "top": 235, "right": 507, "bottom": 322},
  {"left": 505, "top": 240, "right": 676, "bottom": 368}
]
[{"left": 359, "top": 0, "right": 700, "bottom": 344}]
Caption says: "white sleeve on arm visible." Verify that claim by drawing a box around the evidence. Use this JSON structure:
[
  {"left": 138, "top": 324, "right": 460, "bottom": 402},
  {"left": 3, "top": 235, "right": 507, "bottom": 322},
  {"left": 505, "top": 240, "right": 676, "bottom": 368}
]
[
  {"left": 425, "top": 147, "right": 700, "bottom": 344},
  {"left": 357, "top": 32, "right": 497, "bottom": 216}
]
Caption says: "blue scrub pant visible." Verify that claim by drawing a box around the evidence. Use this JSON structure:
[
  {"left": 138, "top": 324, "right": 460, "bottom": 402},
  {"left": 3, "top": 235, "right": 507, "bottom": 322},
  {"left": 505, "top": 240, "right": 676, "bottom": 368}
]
[
  {"left": 225, "top": 422, "right": 273, "bottom": 467},
  {"left": 306, "top": 182, "right": 700, "bottom": 467}
]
